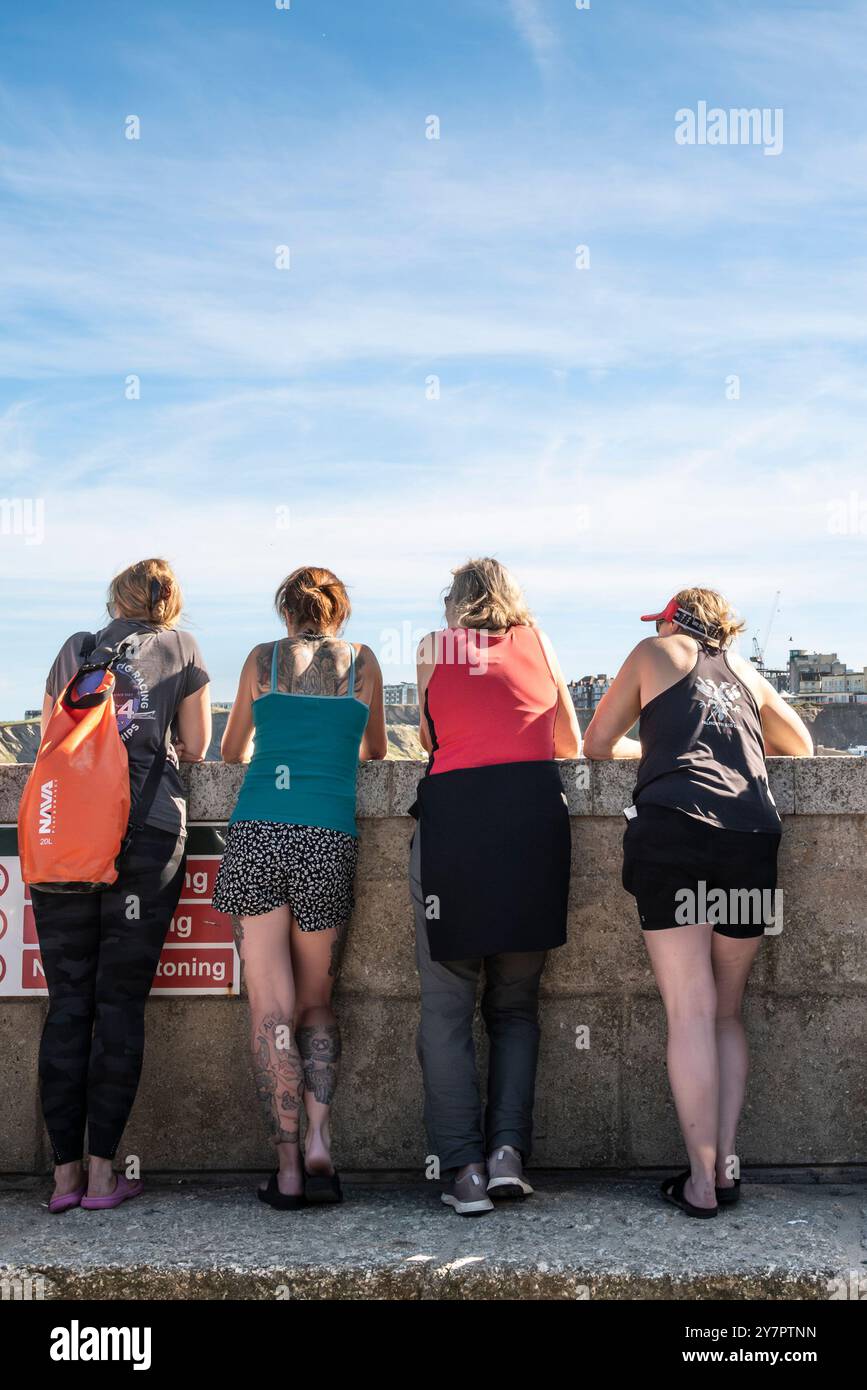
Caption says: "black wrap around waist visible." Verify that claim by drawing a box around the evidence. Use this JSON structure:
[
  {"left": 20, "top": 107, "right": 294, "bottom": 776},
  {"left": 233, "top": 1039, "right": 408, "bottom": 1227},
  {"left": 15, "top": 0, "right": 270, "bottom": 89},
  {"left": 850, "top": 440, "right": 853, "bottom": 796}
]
[{"left": 411, "top": 759, "right": 571, "bottom": 961}]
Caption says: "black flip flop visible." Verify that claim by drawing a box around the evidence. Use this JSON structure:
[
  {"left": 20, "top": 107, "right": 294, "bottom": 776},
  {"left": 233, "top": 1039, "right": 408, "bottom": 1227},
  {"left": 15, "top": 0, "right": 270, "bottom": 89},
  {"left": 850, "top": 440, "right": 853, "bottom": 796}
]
[
  {"left": 715, "top": 1178, "right": 741, "bottom": 1206},
  {"left": 660, "top": 1170, "right": 718, "bottom": 1219},
  {"left": 304, "top": 1170, "right": 343, "bottom": 1205},
  {"left": 257, "top": 1172, "right": 307, "bottom": 1211}
]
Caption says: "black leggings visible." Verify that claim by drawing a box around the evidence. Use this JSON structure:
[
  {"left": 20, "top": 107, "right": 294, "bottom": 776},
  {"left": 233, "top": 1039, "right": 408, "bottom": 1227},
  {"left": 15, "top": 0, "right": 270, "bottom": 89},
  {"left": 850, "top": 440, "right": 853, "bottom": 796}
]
[{"left": 32, "top": 826, "right": 186, "bottom": 1164}]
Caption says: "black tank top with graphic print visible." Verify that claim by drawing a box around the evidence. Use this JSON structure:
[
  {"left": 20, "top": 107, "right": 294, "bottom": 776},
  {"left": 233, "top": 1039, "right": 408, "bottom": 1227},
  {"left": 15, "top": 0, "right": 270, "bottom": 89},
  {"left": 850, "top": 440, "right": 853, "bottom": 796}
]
[{"left": 632, "top": 644, "right": 781, "bottom": 833}]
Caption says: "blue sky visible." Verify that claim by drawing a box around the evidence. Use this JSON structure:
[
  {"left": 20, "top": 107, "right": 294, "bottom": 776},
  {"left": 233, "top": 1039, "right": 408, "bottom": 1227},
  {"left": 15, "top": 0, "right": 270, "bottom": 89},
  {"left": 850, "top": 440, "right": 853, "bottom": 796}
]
[{"left": 1, "top": 0, "right": 865, "bottom": 715}]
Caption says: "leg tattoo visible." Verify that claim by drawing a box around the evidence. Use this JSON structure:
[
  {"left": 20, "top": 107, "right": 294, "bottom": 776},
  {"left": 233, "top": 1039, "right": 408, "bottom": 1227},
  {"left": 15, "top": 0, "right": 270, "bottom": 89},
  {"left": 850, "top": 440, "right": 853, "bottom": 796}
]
[
  {"left": 328, "top": 920, "right": 347, "bottom": 979},
  {"left": 253, "top": 1014, "right": 304, "bottom": 1145},
  {"left": 297, "top": 1024, "right": 342, "bottom": 1107}
]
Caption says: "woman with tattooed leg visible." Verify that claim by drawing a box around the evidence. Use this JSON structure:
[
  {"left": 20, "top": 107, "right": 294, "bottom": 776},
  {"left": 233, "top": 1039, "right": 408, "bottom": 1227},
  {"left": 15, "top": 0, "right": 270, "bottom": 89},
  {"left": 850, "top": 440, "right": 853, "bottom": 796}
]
[{"left": 214, "top": 567, "right": 387, "bottom": 1208}]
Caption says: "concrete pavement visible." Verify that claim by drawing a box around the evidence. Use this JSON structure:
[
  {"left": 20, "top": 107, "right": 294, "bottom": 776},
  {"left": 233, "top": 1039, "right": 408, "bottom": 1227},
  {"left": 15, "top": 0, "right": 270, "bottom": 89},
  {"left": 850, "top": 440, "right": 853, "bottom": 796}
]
[{"left": 1, "top": 1170, "right": 864, "bottom": 1300}]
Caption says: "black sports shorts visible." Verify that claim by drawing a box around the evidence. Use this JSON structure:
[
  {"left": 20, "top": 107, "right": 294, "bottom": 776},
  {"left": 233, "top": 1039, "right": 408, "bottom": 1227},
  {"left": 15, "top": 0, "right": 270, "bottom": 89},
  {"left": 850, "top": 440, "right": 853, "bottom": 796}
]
[{"left": 621, "top": 804, "right": 781, "bottom": 938}]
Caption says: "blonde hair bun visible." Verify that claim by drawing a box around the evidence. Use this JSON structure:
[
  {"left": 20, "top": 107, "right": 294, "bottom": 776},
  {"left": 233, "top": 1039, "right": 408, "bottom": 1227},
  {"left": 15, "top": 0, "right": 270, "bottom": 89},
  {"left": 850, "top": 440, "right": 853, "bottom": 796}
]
[
  {"left": 274, "top": 566, "right": 351, "bottom": 633},
  {"left": 107, "top": 558, "right": 182, "bottom": 629}
]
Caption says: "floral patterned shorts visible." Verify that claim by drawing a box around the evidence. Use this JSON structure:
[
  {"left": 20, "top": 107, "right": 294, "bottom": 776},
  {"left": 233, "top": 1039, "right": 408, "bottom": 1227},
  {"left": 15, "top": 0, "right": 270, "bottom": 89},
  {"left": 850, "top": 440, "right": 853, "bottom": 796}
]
[{"left": 212, "top": 821, "right": 359, "bottom": 932}]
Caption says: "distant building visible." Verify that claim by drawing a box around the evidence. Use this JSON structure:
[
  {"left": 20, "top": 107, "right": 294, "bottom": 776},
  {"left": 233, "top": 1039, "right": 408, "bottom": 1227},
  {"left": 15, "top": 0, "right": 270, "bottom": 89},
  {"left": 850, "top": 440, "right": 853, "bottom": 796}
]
[
  {"left": 568, "top": 675, "right": 611, "bottom": 712},
  {"left": 749, "top": 663, "right": 789, "bottom": 694},
  {"left": 788, "top": 650, "right": 867, "bottom": 704},
  {"left": 24, "top": 709, "right": 41, "bottom": 719},
  {"left": 384, "top": 682, "right": 418, "bottom": 705}
]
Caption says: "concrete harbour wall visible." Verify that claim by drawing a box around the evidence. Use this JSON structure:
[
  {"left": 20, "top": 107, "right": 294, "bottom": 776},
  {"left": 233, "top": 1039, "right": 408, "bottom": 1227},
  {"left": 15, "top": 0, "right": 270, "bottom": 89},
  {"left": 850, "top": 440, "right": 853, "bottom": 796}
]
[{"left": 1, "top": 758, "right": 865, "bottom": 1173}]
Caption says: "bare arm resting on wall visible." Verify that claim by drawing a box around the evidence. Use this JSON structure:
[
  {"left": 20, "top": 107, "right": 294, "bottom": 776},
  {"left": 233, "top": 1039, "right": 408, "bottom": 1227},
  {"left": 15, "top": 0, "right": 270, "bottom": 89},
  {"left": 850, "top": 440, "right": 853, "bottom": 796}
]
[{"left": 583, "top": 644, "right": 643, "bottom": 759}]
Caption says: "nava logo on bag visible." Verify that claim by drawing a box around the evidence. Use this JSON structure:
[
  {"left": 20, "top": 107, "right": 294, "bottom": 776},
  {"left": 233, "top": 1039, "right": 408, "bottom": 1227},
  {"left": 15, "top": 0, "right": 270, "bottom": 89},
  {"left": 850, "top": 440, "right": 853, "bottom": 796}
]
[{"left": 38, "top": 779, "right": 57, "bottom": 838}]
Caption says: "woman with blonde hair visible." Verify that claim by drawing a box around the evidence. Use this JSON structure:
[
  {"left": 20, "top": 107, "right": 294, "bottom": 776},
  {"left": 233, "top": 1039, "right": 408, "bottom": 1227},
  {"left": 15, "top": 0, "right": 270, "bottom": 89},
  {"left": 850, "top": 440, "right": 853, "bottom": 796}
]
[
  {"left": 411, "top": 558, "right": 581, "bottom": 1216},
  {"left": 33, "top": 559, "right": 211, "bottom": 1212},
  {"left": 214, "top": 566, "right": 387, "bottom": 1209},
  {"left": 584, "top": 587, "right": 813, "bottom": 1217}
]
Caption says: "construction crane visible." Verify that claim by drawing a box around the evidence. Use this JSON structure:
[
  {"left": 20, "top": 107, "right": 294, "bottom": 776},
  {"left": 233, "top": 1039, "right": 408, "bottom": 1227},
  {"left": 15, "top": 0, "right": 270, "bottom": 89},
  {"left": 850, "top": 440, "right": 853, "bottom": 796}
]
[{"left": 751, "top": 590, "right": 781, "bottom": 671}]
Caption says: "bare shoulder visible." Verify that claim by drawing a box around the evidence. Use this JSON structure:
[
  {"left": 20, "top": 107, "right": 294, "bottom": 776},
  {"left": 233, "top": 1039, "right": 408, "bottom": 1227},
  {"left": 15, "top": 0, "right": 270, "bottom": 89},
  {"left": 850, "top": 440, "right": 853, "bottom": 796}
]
[
  {"left": 602, "top": 637, "right": 657, "bottom": 689},
  {"left": 726, "top": 647, "right": 754, "bottom": 676},
  {"left": 534, "top": 627, "right": 562, "bottom": 670},
  {"left": 726, "top": 647, "right": 764, "bottom": 697},
  {"left": 416, "top": 631, "right": 440, "bottom": 668},
  {"left": 627, "top": 636, "right": 661, "bottom": 667},
  {"left": 250, "top": 642, "right": 274, "bottom": 690},
  {"left": 353, "top": 643, "right": 382, "bottom": 679},
  {"left": 650, "top": 632, "right": 700, "bottom": 672}
]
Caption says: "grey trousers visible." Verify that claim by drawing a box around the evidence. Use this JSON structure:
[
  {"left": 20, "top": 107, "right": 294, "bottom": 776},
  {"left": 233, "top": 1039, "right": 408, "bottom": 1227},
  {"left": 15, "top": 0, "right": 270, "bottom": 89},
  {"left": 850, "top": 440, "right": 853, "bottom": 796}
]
[{"left": 410, "top": 827, "right": 547, "bottom": 1173}]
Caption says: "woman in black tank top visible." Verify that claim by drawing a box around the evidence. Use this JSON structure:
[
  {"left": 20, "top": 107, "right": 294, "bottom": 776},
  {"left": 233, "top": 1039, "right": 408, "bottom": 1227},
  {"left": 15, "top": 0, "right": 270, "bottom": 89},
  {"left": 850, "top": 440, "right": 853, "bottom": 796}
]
[{"left": 584, "top": 588, "right": 813, "bottom": 1218}]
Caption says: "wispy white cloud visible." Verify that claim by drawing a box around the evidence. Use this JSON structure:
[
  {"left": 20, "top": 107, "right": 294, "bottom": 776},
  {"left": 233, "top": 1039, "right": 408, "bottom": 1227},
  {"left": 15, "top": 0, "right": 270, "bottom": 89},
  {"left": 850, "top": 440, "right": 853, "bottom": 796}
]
[
  {"left": 1, "top": 1, "right": 866, "bottom": 711},
  {"left": 506, "top": 0, "right": 559, "bottom": 76}
]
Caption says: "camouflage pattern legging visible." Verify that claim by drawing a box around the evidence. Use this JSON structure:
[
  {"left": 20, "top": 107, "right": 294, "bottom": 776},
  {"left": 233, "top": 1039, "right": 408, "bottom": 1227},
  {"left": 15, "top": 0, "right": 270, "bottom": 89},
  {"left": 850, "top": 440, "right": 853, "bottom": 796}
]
[{"left": 32, "top": 826, "right": 186, "bottom": 1164}]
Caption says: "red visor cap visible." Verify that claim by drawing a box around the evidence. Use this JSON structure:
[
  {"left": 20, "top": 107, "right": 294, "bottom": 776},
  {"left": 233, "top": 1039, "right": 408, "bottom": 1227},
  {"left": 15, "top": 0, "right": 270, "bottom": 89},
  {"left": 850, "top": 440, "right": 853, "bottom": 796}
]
[{"left": 640, "top": 597, "right": 679, "bottom": 624}]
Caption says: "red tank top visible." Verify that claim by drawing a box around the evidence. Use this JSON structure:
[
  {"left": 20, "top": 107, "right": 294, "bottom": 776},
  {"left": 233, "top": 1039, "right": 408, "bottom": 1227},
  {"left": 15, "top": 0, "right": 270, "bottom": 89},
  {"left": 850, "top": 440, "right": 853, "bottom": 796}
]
[{"left": 425, "top": 626, "right": 557, "bottom": 775}]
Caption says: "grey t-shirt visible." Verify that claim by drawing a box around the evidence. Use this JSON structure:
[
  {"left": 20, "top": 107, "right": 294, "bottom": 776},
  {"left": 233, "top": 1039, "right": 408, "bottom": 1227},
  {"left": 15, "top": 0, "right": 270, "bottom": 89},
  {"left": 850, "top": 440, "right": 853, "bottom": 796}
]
[{"left": 46, "top": 619, "right": 210, "bottom": 836}]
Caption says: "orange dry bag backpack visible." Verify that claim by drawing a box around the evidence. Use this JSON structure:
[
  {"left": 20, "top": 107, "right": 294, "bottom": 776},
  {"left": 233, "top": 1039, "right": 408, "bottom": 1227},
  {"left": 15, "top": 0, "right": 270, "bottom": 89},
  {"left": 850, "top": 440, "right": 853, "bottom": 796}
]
[{"left": 18, "top": 636, "right": 167, "bottom": 893}]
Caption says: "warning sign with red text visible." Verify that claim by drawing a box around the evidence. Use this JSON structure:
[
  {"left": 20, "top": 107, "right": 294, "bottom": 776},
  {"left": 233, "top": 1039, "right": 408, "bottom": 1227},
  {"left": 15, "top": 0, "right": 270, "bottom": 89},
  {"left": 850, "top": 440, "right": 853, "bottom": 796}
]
[{"left": 0, "top": 824, "right": 239, "bottom": 996}]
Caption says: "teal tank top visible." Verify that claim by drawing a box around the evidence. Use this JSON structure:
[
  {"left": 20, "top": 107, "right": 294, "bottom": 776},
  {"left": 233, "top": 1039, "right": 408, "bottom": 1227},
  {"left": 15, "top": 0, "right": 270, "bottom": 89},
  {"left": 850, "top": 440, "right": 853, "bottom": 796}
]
[{"left": 229, "top": 640, "right": 370, "bottom": 837}]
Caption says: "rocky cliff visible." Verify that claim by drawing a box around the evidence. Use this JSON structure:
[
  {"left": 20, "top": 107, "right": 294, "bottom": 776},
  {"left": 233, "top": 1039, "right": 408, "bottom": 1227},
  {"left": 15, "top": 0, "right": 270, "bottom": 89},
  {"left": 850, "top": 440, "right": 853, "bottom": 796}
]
[{"left": 0, "top": 705, "right": 426, "bottom": 764}]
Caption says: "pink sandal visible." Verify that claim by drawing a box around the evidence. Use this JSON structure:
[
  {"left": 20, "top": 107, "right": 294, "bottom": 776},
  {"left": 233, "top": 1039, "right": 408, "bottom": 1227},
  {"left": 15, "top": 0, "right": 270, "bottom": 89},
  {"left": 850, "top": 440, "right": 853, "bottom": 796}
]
[
  {"left": 48, "top": 1184, "right": 87, "bottom": 1214},
  {"left": 81, "top": 1174, "right": 144, "bottom": 1210}
]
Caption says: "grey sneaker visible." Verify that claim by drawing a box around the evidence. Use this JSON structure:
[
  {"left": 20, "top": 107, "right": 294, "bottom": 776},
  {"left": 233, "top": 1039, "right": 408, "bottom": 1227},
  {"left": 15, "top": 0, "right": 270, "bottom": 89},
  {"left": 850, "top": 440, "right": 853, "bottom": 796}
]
[
  {"left": 486, "top": 1145, "right": 533, "bottom": 1199},
  {"left": 441, "top": 1170, "right": 495, "bottom": 1216}
]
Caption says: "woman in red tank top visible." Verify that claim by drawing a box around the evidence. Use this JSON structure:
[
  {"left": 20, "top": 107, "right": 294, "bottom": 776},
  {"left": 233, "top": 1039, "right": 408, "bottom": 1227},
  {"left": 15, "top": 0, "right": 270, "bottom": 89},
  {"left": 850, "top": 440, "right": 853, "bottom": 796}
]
[
  {"left": 423, "top": 623, "right": 562, "bottom": 775},
  {"left": 409, "top": 558, "right": 581, "bottom": 1217}
]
